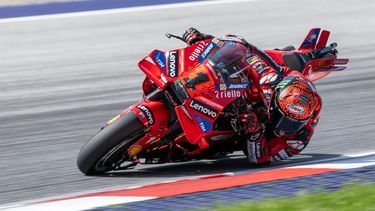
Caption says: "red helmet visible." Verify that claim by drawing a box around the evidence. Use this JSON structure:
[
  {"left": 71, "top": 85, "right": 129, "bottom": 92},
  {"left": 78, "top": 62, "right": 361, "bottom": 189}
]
[{"left": 271, "top": 76, "right": 318, "bottom": 136}]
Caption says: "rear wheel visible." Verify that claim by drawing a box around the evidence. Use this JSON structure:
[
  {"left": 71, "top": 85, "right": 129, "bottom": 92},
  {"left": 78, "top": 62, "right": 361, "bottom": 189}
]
[{"left": 77, "top": 111, "right": 146, "bottom": 175}]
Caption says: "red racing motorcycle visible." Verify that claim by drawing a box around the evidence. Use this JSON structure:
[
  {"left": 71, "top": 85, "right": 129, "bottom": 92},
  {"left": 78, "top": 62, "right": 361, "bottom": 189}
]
[{"left": 77, "top": 28, "right": 348, "bottom": 175}]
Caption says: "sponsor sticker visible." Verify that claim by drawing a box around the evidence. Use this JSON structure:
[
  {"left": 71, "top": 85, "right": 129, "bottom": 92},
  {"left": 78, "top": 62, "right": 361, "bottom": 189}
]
[
  {"left": 128, "top": 145, "right": 142, "bottom": 157},
  {"left": 218, "top": 36, "right": 242, "bottom": 42},
  {"left": 193, "top": 114, "right": 212, "bottom": 132},
  {"left": 302, "top": 29, "right": 320, "bottom": 47},
  {"left": 180, "top": 105, "right": 192, "bottom": 119},
  {"left": 252, "top": 61, "right": 264, "bottom": 70},
  {"left": 168, "top": 50, "right": 178, "bottom": 77},
  {"left": 287, "top": 104, "right": 305, "bottom": 114},
  {"left": 160, "top": 73, "right": 168, "bottom": 84},
  {"left": 256, "top": 66, "right": 270, "bottom": 75},
  {"left": 189, "top": 99, "right": 218, "bottom": 119},
  {"left": 228, "top": 83, "right": 250, "bottom": 90},
  {"left": 189, "top": 42, "right": 208, "bottom": 62},
  {"left": 278, "top": 149, "right": 290, "bottom": 159},
  {"left": 137, "top": 105, "right": 154, "bottom": 125},
  {"left": 219, "top": 84, "right": 227, "bottom": 90},
  {"left": 212, "top": 38, "right": 220, "bottom": 44},
  {"left": 259, "top": 72, "right": 278, "bottom": 85},
  {"left": 214, "top": 90, "right": 241, "bottom": 98},
  {"left": 276, "top": 79, "right": 292, "bottom": 89},
  {"left": 216, "top": 83, "right": 250, "bottom": 90},
  {"left": 198, "top": 39, "right": 219, "bottom": 63},
  {"left": 255, "top": 142, "right": 261, "bottom": 158},
  {"left": 247, "top": 55, "right": 269, "bottom": 74},
  {"left": 247, "top": 141, "right": 257, "bottom": 163},
  {"left": 308, "top": 64, "right": 313, "bottom": 74},
  {"left": 247, "top": 55, "right": 260, "bottom": 65},
  {"left": 151, "top": 51, "right": 166, "bottom": 71}
]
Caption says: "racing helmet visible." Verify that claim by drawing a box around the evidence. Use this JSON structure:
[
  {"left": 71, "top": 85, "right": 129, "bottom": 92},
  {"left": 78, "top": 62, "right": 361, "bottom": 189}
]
[{"left": 270, "top": 76, "right": 317, "bottom": 136}]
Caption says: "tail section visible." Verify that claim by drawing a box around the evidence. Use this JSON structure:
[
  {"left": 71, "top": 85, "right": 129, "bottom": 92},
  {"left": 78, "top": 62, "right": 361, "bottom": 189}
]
[
  {"left": 299, "top": 28, "right": 321, "bottom": 50},
  {"left": 299, "top": 28, "right": 332, "bottom": 50},
  {"left": 293, "top": 28, "right": 350, "bottom": 81},
  {"left": 315, "top": 30, "right": 330, "bottom": 49}
]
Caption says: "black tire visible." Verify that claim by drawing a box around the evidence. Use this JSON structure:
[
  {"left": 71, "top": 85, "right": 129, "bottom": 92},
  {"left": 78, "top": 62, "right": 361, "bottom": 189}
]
[{"left": 77, "top": 111, "right": 146, "bottom": 175}]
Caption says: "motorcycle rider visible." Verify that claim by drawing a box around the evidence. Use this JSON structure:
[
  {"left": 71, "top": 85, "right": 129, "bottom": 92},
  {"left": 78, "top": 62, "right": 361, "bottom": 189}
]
[{"left": 182, "top": 28, "right": 322, "bottom": 165}]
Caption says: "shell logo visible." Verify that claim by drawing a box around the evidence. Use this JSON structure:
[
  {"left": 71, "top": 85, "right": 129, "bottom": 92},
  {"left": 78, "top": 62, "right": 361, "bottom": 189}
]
[
  {"left": 287, "top": 104, "right": 305, "bottom": 114},
  {"left": 219, "top": 84, "right": 227, "bottom": 90},
  {"left": 128, "top": 145, "right": 142, "bottom": 157}
]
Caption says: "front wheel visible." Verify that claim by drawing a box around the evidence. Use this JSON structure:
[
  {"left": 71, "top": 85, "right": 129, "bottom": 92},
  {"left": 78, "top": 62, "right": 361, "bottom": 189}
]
[{"left": 77, "top": 111, "right": 146, "bottom": 175}]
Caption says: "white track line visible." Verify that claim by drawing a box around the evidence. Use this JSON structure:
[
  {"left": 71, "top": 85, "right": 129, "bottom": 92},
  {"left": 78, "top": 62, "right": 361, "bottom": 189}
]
[
  {"left": 0, "top": 0, "right": 258, "bottom": 23},
  {"left": 288, "top": 153, "right": 375, "bottom": 169},
  {"left": 345, "top": 150, "right": 375, "bottom": 157},
  {"left": 1, "top": 196, "right": 156, "bottom": 211}
]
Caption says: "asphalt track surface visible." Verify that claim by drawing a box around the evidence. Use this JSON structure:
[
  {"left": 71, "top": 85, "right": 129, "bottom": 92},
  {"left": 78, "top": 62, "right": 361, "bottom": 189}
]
[{"left": 1, "top": 0, "right": 375, "bottom": 206}]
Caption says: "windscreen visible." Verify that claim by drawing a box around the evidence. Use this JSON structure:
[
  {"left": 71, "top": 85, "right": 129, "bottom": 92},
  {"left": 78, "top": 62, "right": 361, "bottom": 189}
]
[{"left": 205, "top": 39, "right": 250, "bottom": 83}]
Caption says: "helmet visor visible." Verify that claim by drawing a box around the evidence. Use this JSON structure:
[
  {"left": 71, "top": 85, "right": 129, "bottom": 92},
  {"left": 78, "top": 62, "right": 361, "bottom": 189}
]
[{"left": 272, "top": 106, "right": 307, "bottom": 136}]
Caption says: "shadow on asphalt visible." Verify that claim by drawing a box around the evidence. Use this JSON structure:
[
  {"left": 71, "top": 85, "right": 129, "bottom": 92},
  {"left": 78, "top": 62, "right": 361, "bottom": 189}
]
[{"left": 94, "top": 153, "right": 343, "bottom": 178}]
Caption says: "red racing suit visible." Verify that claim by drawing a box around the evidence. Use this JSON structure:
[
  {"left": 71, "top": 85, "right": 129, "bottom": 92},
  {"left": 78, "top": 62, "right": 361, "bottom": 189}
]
[
  {"left": 187, "top": 33, "right": 322, "bottom": 164},
  {"left": 241, "top": 40, "right": 322, "bottom": 165}
]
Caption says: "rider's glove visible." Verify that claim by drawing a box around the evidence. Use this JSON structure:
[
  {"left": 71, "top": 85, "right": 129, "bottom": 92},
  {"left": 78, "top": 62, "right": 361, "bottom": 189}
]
[
  {"left": 305, "top": 43, "right": 339, "bottom": 60},
  {"left": 245, "top": 135, "right": 270, "bottom": 165},
  {"left": 315, "top": 43, "right": 338, "bottom": 58},
  {"left": 182, "top": 27, "right": 213, "bottom": 45}
]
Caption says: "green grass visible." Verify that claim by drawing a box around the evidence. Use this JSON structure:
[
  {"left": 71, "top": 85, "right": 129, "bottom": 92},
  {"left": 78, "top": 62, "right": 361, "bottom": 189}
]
[{"left": 212, "top": 183, "right": 375, "bottom": 211}]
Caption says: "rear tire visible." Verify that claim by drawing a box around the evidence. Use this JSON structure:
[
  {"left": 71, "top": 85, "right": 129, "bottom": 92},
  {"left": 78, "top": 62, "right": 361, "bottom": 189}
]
[{"left": 77, "top": 111, "right": 145, "bottom": 175}]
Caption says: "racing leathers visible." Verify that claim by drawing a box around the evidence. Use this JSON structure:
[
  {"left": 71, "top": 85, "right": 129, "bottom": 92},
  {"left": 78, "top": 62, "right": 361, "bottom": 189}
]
[
  {"left": 244, "top": 69, "right": 322, "bottom": 164},
  {"left": 182, "top": 28, "right": 322, "bottom": 165}
]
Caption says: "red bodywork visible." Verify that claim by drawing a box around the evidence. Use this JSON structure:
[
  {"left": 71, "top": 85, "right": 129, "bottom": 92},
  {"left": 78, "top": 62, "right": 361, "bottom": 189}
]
[{"left": 109, "top": 28, "right": 348, "bottom": 159}]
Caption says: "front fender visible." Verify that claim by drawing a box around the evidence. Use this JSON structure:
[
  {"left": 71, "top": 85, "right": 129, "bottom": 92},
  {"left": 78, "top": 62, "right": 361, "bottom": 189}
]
[{"left": 133, "top": 99, "right": 170, "bottom": 137}]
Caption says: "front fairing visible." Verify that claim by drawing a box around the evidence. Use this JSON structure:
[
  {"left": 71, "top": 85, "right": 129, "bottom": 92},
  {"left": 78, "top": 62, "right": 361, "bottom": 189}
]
[
  {"left": 138, "top": 39, "right": 215, "bottom": 89},
  {"left": 138, "top": 38, "right": 253, "bottom": 144},
  {"left": 176, "top": 39, "right": 252, "bottom": 143}
]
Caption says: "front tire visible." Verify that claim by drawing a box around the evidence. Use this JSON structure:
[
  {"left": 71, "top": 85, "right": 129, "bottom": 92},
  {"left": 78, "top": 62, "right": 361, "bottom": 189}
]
[{"left": 77, "top": 111, "right": 146, "bottom": 175}]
